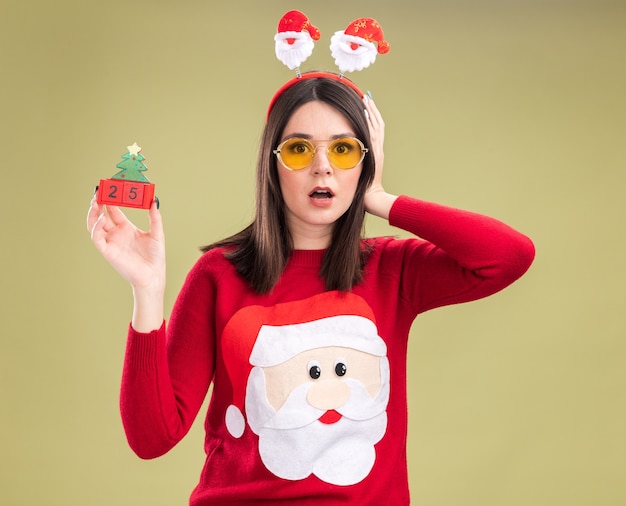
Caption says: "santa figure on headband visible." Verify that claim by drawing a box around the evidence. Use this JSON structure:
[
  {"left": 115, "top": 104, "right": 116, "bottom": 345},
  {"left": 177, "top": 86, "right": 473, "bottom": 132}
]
[
  {"left": 223, "top": 292, "right": 390, "bottom": 486},
  {"left": 274, "top": 10, "right": 321, "bottom": 73},
  {"left": 330, "top": 17, "right": 390, "bottom": 74}
]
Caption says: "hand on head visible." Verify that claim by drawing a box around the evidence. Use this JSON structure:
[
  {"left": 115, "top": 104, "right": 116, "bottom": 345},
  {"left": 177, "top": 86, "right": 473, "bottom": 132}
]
[{"left": 363, "top": 95, "right": 397, "bottom": 219}]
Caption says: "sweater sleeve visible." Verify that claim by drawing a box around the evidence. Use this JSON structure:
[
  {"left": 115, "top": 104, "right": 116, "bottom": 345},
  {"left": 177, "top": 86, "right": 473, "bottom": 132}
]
[
  {"left": 388, "top": 195, "right": 535, "bottom": 313},
  {"left": 120, "top": 254, "right": 218, "bottom": 459}
]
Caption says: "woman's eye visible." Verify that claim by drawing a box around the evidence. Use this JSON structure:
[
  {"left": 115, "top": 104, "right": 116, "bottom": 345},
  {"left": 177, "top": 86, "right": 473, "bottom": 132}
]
[
  {"left": 288, "top": 141, "right": 311, "bottom": 155},
  {"left": 332, "top": 142, "right": 352, "bottom": 156}
]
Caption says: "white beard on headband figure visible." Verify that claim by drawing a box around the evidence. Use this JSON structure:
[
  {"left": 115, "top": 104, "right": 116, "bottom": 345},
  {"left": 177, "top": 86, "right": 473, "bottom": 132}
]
[
  {"left": 275, "top": 31, "right": 316, "bottom": 71},
  {"left": 330, "top": 32, "right": 379, "bottom": 73},
  {"left": 243, "top": 315, "right": 390, "bottom": 486}
]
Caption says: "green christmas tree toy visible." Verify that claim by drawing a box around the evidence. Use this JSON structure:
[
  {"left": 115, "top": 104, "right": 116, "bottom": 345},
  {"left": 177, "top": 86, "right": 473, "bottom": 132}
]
[
  {"left": 112, "top": 143, "right": 150, "bottom": 182},
  {"left": 96, "top": 143, "right": 156, "bottom": 209}
]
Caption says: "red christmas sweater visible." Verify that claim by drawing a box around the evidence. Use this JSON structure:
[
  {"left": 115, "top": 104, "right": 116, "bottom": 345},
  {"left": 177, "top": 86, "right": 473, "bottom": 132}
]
[{"left": 120, "top": 196, "right": 534, "bottom": 505}]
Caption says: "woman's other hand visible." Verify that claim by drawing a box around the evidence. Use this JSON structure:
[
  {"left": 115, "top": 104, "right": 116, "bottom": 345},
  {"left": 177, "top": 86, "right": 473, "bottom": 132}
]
[{"left": 363, "top": 95, "right": 397, "bottom": 219}]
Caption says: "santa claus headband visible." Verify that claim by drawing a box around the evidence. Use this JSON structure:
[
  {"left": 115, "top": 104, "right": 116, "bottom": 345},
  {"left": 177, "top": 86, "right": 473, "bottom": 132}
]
[{"left": 267, "top": 10, "right": 390, "bottom": 120}]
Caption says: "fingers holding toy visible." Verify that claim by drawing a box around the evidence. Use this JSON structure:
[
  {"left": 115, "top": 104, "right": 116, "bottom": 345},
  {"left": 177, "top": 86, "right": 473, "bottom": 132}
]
[
  {"left": 87, "top": 142, "right": 165, "bottom": 290},
  {"left": 88, "top": 198, "right": 166, "bottom": 291}
]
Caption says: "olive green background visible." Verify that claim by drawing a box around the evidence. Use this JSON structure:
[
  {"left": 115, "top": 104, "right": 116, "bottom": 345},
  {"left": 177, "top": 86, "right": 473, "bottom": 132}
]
[{"left": 1, "top": 0, "right": 624, "bottom": 504}]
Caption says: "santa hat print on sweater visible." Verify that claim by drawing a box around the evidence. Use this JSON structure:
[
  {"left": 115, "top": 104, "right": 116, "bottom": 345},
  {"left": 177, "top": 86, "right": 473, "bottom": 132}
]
[{"left": 222, "top": 292, "right": 386, "bottom": 438}]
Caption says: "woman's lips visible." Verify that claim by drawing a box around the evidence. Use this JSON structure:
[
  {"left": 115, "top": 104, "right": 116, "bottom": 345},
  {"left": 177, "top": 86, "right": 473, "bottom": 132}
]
[
  {"left": 309, "top": 188, "right": 335, "bottom": 207},
  {"left": 309, "top": 187, "right": 334, "bottom": 199}
]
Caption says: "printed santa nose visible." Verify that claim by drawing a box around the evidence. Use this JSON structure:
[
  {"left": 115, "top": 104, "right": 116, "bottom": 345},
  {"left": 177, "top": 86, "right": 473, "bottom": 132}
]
[{"left": 307, "top": 378, "right": 350, "bottom": 411}]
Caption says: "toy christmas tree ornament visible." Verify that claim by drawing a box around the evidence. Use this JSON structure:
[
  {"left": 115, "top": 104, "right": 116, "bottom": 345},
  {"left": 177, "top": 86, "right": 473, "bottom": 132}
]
[
  {"left": 96, "top": 143, "right": 156, "bottom": 209},
  {"left": 111, "top": 142, "right": 150, "bottom": 182}
]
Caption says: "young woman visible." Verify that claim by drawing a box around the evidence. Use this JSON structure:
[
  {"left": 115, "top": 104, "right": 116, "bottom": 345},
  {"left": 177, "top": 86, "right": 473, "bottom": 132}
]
[{"left": 87, "top": 74, "right": 534, "bottom": 505}]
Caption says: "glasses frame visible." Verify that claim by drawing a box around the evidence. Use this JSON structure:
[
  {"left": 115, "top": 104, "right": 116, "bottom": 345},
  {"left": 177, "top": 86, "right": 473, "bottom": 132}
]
[{"left": 273, "top": 137, "right": 368, "bottom": 171}]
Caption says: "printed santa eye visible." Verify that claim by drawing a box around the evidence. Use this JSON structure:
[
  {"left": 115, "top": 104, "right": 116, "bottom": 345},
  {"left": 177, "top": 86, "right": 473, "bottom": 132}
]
[
  {"left": 334, "top": 360, "right": 347, "bottom": 377},
  {"left": 307, "top": 360, "right": 322, "bottom": 380}
]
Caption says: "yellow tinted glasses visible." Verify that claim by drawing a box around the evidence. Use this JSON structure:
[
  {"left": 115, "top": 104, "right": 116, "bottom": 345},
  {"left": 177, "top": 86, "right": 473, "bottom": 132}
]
[{"left": 273, "top": 137, "right": 368, "bottom": 171}]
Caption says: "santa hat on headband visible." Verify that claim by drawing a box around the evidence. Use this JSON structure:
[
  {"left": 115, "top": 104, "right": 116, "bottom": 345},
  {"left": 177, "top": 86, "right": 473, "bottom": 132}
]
[
  {"left": 330, "top": 17, "right": 390, "bottom": 74},
  {"left": 274, "top": 10, "right": 321, "bottom": 72},
  {"left": 223, "top": 292, "right": 386, "bottom": 438}
]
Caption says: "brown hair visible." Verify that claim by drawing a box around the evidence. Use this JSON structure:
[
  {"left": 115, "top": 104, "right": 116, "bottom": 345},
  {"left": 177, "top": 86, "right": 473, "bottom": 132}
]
[{"left": 202, "top": 75, "right": 375, "bottom": 293}]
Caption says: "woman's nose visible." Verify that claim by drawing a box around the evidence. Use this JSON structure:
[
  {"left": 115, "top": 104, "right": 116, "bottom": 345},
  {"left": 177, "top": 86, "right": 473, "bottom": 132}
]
[{"left": 310, "top": 147, "right": 333, "bottom": 174}]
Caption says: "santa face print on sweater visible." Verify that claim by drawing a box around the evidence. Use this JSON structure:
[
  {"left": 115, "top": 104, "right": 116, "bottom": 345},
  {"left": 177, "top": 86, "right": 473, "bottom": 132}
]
[{"left": 223, "top": 292, "right": 390, "bottom": 486}]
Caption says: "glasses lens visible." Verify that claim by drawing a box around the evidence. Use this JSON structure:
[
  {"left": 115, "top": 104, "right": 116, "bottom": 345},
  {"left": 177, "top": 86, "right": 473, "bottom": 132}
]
[
  {"left": 328, "top": 138, "right": 365, "bottom": 170},
  {"left": 279, "top": 139, "right": 314, "bottom": 170}
]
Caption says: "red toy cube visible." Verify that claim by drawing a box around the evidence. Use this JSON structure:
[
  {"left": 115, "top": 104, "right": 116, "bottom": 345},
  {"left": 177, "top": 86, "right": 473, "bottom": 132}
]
[{"left": 97, "top": 179, "right": 155, "bottom": 209}]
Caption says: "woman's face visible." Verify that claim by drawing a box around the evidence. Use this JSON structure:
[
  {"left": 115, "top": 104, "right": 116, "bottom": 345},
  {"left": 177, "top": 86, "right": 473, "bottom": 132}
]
[{"left": 276, "top": 100, "right": 363, "bottom": 249}]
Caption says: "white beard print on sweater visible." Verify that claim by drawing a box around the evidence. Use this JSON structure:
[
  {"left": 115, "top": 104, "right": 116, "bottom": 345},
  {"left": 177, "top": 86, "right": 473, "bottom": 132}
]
[
  {"left": 226, "top": 314, "right": 390, "bottom": 486},
  {"left": 245, "top": 356, "right": 389, "bottom": 485}
]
